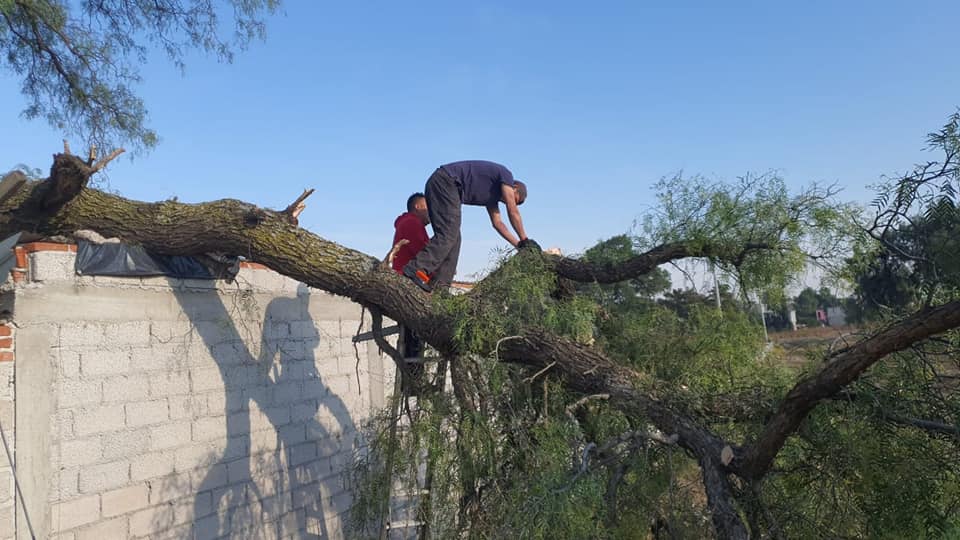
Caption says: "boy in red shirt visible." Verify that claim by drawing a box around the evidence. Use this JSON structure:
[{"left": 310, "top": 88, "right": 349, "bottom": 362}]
[
  {"left": 391, "top": 193, "right": 430, "bottom": 375},
  {"left": 392, "top": 192, "right": 430, "bottom": 273}
]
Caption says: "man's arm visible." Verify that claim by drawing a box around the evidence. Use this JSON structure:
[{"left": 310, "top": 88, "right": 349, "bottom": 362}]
[{"left": 487, "top": 185, "right": 527, "bottom": 247}]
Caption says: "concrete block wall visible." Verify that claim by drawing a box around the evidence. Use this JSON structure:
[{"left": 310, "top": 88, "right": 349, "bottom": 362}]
[
  {"left": 0, "top": 330, "right": 13, "bottom": 540},
  {"left": 5, "top": 245, "right": 396, "bottom": 539}
]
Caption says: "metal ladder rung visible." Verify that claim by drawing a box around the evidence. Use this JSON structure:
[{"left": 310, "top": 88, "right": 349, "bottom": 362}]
[
  {"left": 352, "top": 325, "right": 400, "bottom": 342},
  {"left": 392, "top": 488, "right": 430, "bottom": 497},
  {"left": 403, "top": 357, "right": 442, "bottom": 364},
  {"left": 387, "top": 520, "right": 423, "bottom": 529}
]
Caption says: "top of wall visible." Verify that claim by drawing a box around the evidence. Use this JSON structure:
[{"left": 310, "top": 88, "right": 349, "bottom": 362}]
[{"left": 10, "top": 242, "right": 327, "bottom": 296}]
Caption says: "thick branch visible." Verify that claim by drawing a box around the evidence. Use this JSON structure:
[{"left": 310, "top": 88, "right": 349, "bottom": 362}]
[
  {"left": 551, "top": 242, "right": 772, "bottom": 283},
  {"left": 552, "top": 243, "right": 694, "bottom": 282},
  {"left": 282, "top": 188, "right": 313, "bottom": 225},
  {"left": 90, "top": 148, "right": 125, "bottom": 173},
  {"left": 737, "top": 300, "right": 960, "bottom": 478},
  {"left": 700, "top": 456, "right": 749, "bottom": 540},
  {"left": 43, "top": 152, "right": 97, "bottom": 209},
  {"left": 0, "top": 154, "right": 450, "bottom": 348}
]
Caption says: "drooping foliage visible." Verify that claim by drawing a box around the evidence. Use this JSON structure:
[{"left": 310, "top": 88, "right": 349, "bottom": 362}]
[
  {"left": 638, "top": 172, "right": 853, "bottom": 305},
  {"left": 351, "top": 254, "right": 795, "bottom": 538},
  {"left": 0, "top": 0, "right": 281, "bottom": 152}
]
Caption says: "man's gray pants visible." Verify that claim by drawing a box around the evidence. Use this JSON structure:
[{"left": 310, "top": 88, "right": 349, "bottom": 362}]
[{"left": 405, "top": 168, "right": 461, "bottom": 288}]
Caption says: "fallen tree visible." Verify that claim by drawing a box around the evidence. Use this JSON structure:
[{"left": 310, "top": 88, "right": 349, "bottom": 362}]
[{"left": 3, "top": 143, "right": 960, "bottom": 538}]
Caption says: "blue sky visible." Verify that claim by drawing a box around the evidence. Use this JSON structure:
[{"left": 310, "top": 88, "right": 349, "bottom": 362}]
[{"left": 3, "top": 1, "right": 958, "bottom": 282}]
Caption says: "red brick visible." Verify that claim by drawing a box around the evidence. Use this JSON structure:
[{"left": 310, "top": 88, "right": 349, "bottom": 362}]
[
  {"left": 0, "top": 352, "right": 13, "bottom": 362},
  {"left": 0, "top": 338, "right": 11, "bottom": 349},
  {"left": 22, "top": 242, "right": 76, "bottom": 253},
  {"left": 14, "top": 247, "right": 26, "bottom": 268},
  {"left": 0, "top": 326, "right": 10, "bottom": 337}
]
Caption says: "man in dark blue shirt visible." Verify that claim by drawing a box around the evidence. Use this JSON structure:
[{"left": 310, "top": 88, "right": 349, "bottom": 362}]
[{"left": 403, "top": 160, "right": 537, "bottom": 291}]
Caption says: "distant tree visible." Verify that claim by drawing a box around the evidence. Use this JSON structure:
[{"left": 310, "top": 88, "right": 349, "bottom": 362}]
[
  {"left": 794, "top": 287, "right": 820, "bottom": 326},
  {"left": 578, "top": 234, "right": 671, "bottom": 309},
  {"left": 816, "top": 286, "right": 840, "bottom": 308},
  {"left": 792, "top": 285, "right": 842, "bottom": 326},
  {"left": 658, "top": 287, "right": 712, "bottom": 319},
  {"left": 6, "top": 163, "right": 43, "bottom": 179}
]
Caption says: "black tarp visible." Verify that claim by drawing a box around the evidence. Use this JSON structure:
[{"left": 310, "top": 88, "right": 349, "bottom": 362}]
[
  {"left": 0, "top": 233, "right": 22, "bottom": 286},
  {"left": 75, "top": 240, "right": 216, "bottom": 279}
]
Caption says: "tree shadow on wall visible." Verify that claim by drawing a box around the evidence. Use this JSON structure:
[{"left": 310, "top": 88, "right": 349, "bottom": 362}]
[{"left": 172, "top": 282, "right": 359, "bottom": 539}]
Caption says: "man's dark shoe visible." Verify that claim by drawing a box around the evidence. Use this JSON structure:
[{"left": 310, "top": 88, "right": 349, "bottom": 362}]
[{"left": 403, "top": 265, "right": 433, "bottom": 292}]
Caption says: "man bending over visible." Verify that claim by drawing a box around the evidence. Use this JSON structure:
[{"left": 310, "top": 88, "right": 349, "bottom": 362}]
[{"left": 403, "top": 160, "right": 537, "bottom": 291}]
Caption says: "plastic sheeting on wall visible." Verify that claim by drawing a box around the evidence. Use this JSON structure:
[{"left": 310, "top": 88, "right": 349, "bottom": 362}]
[{"left": 74, "top": 240, "right": 216, "bottom": 279}]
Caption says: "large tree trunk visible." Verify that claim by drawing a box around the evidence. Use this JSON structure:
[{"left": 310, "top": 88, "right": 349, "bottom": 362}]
[{"left": 4, "top": 152, "right": 959, "bottom": 538}]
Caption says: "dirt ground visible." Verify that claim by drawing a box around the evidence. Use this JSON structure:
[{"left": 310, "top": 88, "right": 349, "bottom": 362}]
[{"left": 769, "top": 325, "right": 865, "bottom": 367}]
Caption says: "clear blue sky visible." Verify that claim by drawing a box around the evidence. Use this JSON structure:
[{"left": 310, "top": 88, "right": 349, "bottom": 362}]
[{"left": 3, "top": 1, "right": 958, "bottom": 281}]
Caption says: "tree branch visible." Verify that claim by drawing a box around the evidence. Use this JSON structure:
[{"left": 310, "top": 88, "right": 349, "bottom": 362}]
[
  {"left": 884, "top": 413, "right": 960, "bottom": 440},
  {"left": 736, "top": 299, "right": 960, "bottom": 478},
  {"left": 550, "top": 242, "right": 774, "bottom": 284},
  {"left": 42, "top": 152, "right": 98, "bottom": 209},
  {"left": 90, "top": 148, "right": 125, "bottom": 173},
  {"left": 700, "top": 456, "right": 749, "bottom": 540},
  {"left": 282, "top": 188, "right": 314, "bottom": 225}
]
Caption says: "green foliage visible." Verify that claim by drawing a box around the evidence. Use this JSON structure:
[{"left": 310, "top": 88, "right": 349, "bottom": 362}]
[
  {"left": 0, "top": 0, "right": 280, "bottom": 152},
  {"left": 848, "top": 111, "right": 960, "bottom": 318},
  {"left": 602, "top": 302, "right": 791, "bottom": 400},
  {"left": 765, "top": 348, "right": 960, "bottom": 538},
  {"left": 350, "top": 388, "right": 464, "bottom": 538},
  {"left": 439, "top": 250, "right": 599, "bottom": 353},
  {"left": 350, "top": 369, "right": 719, "bottom": 539},
  {"left": 656, "top": 285, "right": 740, "bottom": 319},
  {"left": 750, "top": 307, "right": 960, "bottom": 539},
  {"left": 848, "top": 208, "right": 960, "bottom": 317},
  {"left": 638, "top": 172, "right": 854, "bottom": 304},
  {"left": 353, "top": 239, "right": 790, "bottom": 538},
  {"left": 578, "top": 234, "right": 671, "bottom": 309}
]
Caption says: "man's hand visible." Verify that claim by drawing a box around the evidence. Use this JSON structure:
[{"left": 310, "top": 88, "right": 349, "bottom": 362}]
[{"left": 517, "top": 238, "right": 542, "bottom": 251}]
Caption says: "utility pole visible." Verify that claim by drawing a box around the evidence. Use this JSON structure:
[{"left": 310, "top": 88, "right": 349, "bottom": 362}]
[
  {"left": 711, "top": 263, "right": 721, "bottom": 312},
  {"left": 759, "top": 299, "right": 769, "bottom": 342}
]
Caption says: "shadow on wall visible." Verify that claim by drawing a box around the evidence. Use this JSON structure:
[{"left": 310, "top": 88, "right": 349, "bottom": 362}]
[{"left": 167, "top": 282, "right": 358, "bottom": 539}]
